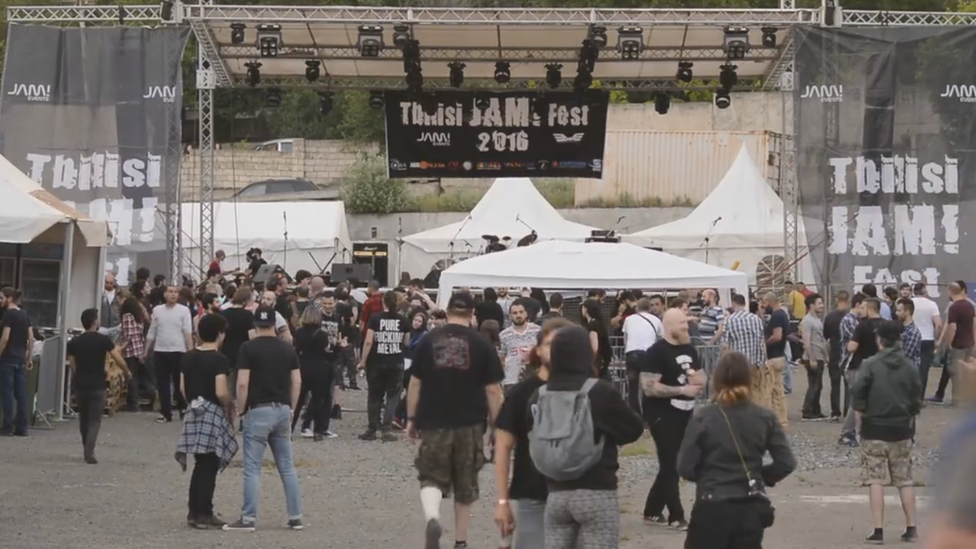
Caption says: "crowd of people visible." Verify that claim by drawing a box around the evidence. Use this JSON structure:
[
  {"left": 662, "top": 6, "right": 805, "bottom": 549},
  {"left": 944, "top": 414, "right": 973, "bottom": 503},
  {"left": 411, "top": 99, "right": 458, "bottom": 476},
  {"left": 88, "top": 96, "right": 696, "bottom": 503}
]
[{"left": 4, "top": 252, "right": 976, "bottom": 548}]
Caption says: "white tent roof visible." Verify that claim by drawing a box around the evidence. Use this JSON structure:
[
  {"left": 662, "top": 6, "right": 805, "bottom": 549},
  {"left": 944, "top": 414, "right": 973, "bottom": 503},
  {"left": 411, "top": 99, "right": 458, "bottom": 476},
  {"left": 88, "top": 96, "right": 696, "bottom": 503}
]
[
  {"left": 626, "top": 145, "right": 798, "bottom": 249},
  {"left": 180, "top": 201, "right": 353, "bottom": 271},
  {"left": 403, "top": 178, "right": 596, "bottom": 253},
  {"left": 0, "top": 152, "right": 108, "bottom": 246},
  {"left": 437, "top": 241, "right": 748, "bottom": 305}
]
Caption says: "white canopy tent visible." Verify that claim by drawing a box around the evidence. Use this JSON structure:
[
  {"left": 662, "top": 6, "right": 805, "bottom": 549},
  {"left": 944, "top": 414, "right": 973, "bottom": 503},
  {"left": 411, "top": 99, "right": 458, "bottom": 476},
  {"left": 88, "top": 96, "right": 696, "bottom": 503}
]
[
  {"left": 624, "top": 145, "right": 816, "bottom": 287},
  {"left": 401, "top": 178, "right": 597, "bottom": 277},
  {"left": 181, "top": 201, "right": 353, "bottom": 276},
  {"left": 0, "top": 151, "right": 110, "bottom": 422},
  {"left": 437, "top": 240, "right": 748, "bottom": 306}
]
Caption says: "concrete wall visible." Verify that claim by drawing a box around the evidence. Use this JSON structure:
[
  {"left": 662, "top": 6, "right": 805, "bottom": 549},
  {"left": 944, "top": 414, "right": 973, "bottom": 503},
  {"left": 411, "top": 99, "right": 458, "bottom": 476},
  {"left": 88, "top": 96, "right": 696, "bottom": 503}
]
[{"left": 346, "top": 207, "right": 694, "bottom": 282}]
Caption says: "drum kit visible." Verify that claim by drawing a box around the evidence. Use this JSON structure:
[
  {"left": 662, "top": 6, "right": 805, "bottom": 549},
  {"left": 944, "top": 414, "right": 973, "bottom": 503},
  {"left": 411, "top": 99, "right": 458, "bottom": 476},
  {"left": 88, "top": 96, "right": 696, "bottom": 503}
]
[{"left": 423, "top": 231, "right": 538, "bottom": 287}]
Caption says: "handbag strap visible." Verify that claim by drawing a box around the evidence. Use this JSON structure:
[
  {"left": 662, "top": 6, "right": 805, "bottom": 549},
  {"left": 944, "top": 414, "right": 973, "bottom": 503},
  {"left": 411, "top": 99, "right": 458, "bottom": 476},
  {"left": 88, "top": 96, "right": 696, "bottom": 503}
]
[
  {"left": 637, "top": 313, "right": 660, "bottom": 338},
  {"left": 716, "top": 406, "right": 754, "bottom": 483}
]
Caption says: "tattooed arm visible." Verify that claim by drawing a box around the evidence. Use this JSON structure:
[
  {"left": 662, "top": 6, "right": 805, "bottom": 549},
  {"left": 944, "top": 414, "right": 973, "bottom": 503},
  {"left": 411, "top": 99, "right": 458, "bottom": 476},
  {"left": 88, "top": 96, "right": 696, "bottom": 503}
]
[{"left": 640, "top": 372, "right": 688, "bottom": 398}]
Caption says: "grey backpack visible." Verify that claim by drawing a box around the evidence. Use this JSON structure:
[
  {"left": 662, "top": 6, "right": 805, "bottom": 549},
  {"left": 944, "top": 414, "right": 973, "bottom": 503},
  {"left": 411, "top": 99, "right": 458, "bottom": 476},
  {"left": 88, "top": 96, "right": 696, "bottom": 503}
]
[{"left": 528, "top": 378, "right": 605, "bottom": 482}]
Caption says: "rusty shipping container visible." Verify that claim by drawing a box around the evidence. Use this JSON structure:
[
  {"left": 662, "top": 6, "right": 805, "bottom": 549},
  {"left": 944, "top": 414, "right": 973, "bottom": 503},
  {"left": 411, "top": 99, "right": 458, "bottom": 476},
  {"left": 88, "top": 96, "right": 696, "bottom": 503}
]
[{"left": 575, "top": 130, "right": 780, "bottom": 206}]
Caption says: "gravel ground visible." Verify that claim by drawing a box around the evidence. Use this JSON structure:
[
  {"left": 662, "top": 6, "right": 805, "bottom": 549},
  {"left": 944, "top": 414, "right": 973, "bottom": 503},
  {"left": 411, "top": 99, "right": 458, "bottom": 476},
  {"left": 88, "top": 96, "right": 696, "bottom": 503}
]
[{"left": 0, "top": 370, "right": 961, "bottom": 549}]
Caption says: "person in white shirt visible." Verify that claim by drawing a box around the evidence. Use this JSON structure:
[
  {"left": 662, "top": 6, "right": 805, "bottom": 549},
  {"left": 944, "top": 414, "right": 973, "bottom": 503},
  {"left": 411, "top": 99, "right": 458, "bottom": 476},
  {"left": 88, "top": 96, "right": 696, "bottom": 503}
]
[
  {"left": 497, "top": 302, "right": 540, "bottom": 390},
  {"left": 623, "top": 298, "right": 663, "bottom": 412},
  {"left": 260, "top": 291, "right": 294, "bottom": 344},
  {"left": 911, "top": 282, "right": 942, "bottom": 397},
  {"left": 145, "top": 286, "right": 194, "bottom": 423}
]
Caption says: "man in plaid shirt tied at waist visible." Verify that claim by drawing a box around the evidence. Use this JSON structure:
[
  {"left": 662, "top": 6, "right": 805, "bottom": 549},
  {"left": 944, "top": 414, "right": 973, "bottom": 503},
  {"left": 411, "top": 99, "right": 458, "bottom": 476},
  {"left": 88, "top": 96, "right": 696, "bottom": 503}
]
[{"left": 721, "top": 294, "right": 769, "bottom": 408}]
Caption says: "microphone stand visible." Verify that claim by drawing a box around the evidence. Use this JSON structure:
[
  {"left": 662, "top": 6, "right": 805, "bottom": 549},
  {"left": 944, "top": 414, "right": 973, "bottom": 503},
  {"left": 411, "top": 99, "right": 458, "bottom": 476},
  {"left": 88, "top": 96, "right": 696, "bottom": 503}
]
[
  {"left": 396, "top": 216, "right": 403, "bottom": 286},
  {"left": 282, "top": 211, "right": 289, "bottom": 272},
  {"left": 700, "top": 216, "right": 721, "bottom": 265},
  {"left": 515, "top": 214, "right": 537, "bottom": 235},
  {"left": 448, "top": 214, "right": 473, "bottom": 263}
]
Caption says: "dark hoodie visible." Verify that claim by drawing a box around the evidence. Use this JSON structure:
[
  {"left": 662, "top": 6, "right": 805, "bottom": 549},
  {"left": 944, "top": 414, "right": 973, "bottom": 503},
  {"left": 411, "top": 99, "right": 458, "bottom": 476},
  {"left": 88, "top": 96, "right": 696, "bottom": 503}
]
[
  {"left": 851, "top": 346, "right": 922, "bottom": 441},
  {"left": 542, "top": 326, "right": 644, "bottom": 492}
]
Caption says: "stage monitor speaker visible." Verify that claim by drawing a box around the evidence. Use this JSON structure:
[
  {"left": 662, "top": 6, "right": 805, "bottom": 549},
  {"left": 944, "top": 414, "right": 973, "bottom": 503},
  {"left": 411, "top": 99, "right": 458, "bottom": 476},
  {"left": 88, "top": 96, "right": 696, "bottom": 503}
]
[
  {"left": 253, "top": 264, "right": 284, "bottom": 286},
  {"left": 332, "top": 263, "right": 372, "bottom": 284}
]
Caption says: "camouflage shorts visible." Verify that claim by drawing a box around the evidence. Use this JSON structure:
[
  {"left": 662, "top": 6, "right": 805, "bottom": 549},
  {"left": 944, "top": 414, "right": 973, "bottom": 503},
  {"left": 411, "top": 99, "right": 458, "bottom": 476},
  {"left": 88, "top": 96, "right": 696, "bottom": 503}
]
[
  {"left": 415, "top": 424, "right": 486, "bottom": 505},
  {"left": 860, "top": 438, "right": 913, "bottom": 487}
]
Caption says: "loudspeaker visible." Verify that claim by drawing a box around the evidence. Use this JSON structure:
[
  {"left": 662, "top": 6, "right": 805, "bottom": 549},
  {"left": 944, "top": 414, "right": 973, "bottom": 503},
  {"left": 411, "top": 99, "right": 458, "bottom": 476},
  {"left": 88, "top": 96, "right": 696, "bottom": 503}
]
[
  {"left": 331, "top": 263, "right": 372, "bottom": 284},
  {"left": 253, "top": 264, "right": 284, "bottom": 286}
]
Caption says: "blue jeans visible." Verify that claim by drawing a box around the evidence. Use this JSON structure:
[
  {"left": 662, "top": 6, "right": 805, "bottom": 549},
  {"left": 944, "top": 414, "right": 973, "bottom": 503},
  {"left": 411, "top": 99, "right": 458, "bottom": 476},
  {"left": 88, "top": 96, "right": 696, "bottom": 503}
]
[
  {"left": 783, "top": 362, "right": 794, "bottom": 394},
  {"left": 0, "top": 360, "right": 28, "bottom": 433},
  {"left": 514, "top": 499, "right": 546, "bottom": 549},
  {"left": 241, "top": 405, "right": 302, "bottom": 522}
]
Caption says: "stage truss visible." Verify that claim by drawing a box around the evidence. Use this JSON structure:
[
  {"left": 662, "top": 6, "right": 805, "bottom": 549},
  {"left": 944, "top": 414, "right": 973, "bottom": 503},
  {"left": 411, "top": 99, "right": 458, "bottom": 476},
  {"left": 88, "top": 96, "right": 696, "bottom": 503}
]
[{"left": 8, "top": 3, "right": 976, "bottom": 283}]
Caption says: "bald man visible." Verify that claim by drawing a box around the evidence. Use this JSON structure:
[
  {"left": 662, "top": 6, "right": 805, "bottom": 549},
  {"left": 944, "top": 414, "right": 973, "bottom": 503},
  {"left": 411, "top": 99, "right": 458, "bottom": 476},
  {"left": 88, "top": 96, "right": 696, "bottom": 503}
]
[
  {"left": 939, "top": 282, "right": 975, "bottom": 406},
  {"left": 261, "top": 291, "right": 293, "bottom": 344},
  {"left": 638, "top": 308, "right": 705, "bottom": 528},
  {"left": 309, "top": 276, "right": 326, "bottom": 297}
]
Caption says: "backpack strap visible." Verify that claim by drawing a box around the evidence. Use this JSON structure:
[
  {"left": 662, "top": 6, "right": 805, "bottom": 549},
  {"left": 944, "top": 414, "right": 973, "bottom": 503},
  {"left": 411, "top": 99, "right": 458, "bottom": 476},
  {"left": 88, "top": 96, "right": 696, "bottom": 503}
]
[{"left": 580, "top": 377, "right": 599, "bottom": 394}]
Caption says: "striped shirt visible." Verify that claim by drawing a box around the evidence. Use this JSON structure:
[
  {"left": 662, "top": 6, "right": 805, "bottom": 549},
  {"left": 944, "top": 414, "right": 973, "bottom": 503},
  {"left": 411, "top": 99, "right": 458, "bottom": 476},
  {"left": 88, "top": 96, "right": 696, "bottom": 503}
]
[{"left": 699, "top": 305, "right": 726, "bottom": 342}]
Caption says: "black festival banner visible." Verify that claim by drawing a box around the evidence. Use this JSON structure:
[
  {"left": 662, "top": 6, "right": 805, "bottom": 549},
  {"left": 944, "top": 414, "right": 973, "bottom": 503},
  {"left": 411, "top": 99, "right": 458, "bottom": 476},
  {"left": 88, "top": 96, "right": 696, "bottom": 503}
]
[
  {"left": 384, "top": 89, "right": 609, "bottom": 179},
  {"left": 794, "top": 27, "right": 976, "bottom": 299}
]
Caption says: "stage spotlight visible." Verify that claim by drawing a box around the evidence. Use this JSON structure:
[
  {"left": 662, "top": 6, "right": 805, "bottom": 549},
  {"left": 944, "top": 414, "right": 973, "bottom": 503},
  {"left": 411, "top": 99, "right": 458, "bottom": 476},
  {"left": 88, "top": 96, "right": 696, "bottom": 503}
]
[
  {"left": 230, "top": 23, "right": 246, "bottom": 45},
  {"left": 358, "top": 25, "right": 384, "bottom": 57},
  {"left": 244, "top": 61, "right": 261, "bottom": 87},
  {"left": 715, "top": 88, "right": 731, "bottom": 109},
  {"left": 588, "top": 25, "right": 608, "bottom": 49},
  {"left": 617, "top": 27, "right": 644, "bottom": 60},
  {"left": 161, "top": 0, "right": 174, "bottom": 22},
  {"left": 369, "top": 91, "right": 384, "bottom": 109},
  {"left": 305, "top": 60, "right": 321, "bottom": 82},
  {"left": 319, "top": 91, "right": 334, "bottom": 116},
  {"left": 494, "top": 62, "right": 511, "bottom": 84},
  {"left": 266, "top": 88, "right": 282, "bottom": 108},
  {"left": 393, "top": 23, "right": 411, "bottom": 49},
  {"left": 545, "top": 63, "right": 562, "bottom": 89},
  {"left": 719, "top": 63, "right": 737, "bottom": 91},
  {"left": 475, "top": 95, "right": 490, "bottom": 110},
  {"left": 654, "top": 92, "right": 670, "bottom": 115},
  {"left": 448, "top": 62, "right": 465, "bottom": 88},
  {"left": 676, "top": 61, "right": 693, "bottom": 83},
  {"left": 256, "top": 23, "right": 282, "bottom": 58},
  {"left": 723, "top": 26, "right": 750, "bottom": 61},
  {"left": 762, "top": 27, "right": 777, "bottom": 48}
]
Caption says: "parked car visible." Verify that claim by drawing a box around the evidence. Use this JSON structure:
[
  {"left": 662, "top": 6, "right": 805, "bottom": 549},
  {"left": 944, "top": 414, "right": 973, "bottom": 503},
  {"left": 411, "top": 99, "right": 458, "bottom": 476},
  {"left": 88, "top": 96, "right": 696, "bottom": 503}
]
[
  {"left": 228, "top": 178, "right": 339, "bottom": 202},
  {"left": 253, "top": 139, "right": 294, "bottom": 153}
]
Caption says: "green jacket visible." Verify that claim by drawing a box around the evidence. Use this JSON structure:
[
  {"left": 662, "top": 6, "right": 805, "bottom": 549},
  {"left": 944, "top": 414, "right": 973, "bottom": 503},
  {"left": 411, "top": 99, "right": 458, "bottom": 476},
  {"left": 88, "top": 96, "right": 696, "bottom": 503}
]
[{"left": 851, "top": 347, "right": 922, "bottom": 440}]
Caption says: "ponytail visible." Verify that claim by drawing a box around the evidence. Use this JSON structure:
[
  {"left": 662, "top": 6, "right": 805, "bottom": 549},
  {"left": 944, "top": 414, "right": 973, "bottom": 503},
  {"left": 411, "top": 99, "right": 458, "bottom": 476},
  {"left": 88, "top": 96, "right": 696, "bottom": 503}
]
[{"left": 714, "top": 385, "right": 750, "bottom": 407}]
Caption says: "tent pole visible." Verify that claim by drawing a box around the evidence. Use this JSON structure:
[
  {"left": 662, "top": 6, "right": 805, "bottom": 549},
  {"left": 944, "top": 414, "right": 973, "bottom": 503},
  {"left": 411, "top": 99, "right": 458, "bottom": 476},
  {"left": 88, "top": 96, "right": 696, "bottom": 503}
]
[{"left": 55, "top": 221, "right": 75, "bottom": 423}]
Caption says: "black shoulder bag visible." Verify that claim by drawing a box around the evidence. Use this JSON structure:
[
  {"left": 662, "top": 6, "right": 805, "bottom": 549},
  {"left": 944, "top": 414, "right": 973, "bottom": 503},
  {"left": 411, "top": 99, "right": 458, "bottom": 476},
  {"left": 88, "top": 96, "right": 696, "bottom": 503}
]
[{"left": 717, "top": 406, "right": 776, "bottom": 528}]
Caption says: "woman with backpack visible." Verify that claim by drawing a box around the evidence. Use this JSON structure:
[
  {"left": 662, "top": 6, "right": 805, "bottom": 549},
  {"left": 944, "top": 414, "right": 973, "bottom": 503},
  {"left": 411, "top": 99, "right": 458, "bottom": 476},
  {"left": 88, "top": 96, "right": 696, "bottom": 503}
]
[
  {"left": 494, "top": 317, "right": 572, "bottom": 549},
  {"left": 534, "top": 325, "right": 644, "bottom": 549},
  {"left": 678, "top": 351, "right": 796, "bottom": 549}
]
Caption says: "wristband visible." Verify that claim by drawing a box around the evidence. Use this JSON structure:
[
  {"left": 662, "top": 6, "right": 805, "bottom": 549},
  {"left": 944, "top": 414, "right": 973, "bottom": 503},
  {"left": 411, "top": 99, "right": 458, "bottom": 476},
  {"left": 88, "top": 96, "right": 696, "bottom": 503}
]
[{"left": 498, "top": 499, "right": 509, "bottom": 505}]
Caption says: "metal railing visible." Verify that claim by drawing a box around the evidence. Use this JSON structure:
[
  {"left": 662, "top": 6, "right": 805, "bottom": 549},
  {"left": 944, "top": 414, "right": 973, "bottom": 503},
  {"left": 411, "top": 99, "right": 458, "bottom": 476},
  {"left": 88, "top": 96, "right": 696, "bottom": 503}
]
[{"left": 608, "top": 335, "right": 721, "bottom": 404}]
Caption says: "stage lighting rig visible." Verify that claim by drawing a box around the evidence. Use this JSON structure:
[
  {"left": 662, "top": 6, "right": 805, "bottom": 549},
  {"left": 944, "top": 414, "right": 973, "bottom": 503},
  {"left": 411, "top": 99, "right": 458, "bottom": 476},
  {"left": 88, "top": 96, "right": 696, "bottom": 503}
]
[
  {"left": 319, "top": 91, "right": 334, "bottom": 116},
  {"left": 574, "top": 39, "right": 598, "bottom": 95},
  {"left": 762, "top": 27, "right": 778, "bottom": 48},
  {"left": 475, "top": 95, "right": 490, "bottom": 110},
  {"left": 715, "top": 89, "right": 731, "bottom": 109},
  {"left": 244, "top": 61, "right": 261, "bottom": 87},
  {"left": 305, "top": 60, "right": 321, "bottom": 82},
  {"left": 358, "top": 25, "right": 384, "bottom": 57},
  {"left": 256, "top": 23, "right": 282, "bottom": 58},
  {"left": 392, "top": 23, "right": 412, "bottom": 49},
  {"left": 676, "top": 61, "right": 693, "bottom": 83},
  {"left": 230, "top": 23, "right": 246, "bottom": 45},
  {"left": 448, "top": 62, "right": 465, "bottom": 88},
  {"left": 654, "top": 93, "right": 670, "bottom": 115},
  {"left": 617, "top": 27, "right": 644, "bottom": 60},
  {"left": 160, "top": 0, "right": 174, "bottom": 22},
  {"left": 369, "top": 91, "right": 384, "bottom": 109},
  {"left": 723, "top": 27, "right": 750, "bottom": 61},
  {"left": 266, "top": 88, "right": 282, "bottom": 108},
  {"left": 587, "top": 25, "right": 608, "bottom": 49},
  {"left": 719, "top": 63, "right": 738, "bottom": 91},
  {"left": 494, "top": 62, "right": 511, "bottom": 84},
  {"left": 402, "top": 39, "right": 423, "bottom": 94},
  {"left": 545, "top": 63, "right": 562, "bottom": 89}
]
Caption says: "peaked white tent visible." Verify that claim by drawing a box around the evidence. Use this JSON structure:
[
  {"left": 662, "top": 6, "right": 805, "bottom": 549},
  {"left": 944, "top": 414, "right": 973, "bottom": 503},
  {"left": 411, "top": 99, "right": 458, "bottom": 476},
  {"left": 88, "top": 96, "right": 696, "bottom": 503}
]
[
  {"left": 401, "top": 178, "right": 597, "bottom": 277},
  {"left": 437, "top": 241, "right": 748, "bottom": 306},
  {"left": 181, "top": 201, "right": 353, "bottom": 275},
  {"left": 624, "top": 145, "right": 815, "bottom": 286}
]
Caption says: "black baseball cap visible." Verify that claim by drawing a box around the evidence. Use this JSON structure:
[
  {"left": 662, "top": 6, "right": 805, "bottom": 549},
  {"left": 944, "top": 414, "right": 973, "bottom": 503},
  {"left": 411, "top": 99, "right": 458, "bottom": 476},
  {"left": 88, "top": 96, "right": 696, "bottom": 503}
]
[
  {"left": 447, "top": 292, "right": 475, "bottom": 311},
  {"left": 254, "top": 304, "right": 276, "bottom": 327}
]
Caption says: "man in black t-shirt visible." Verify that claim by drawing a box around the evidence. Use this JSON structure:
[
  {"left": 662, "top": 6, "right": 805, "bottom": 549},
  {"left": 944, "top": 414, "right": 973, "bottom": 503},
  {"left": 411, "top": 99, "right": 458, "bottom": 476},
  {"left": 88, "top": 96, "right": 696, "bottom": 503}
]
[
  {"left": 639, "top": 308, "right": 704, "bottom": 529},
  {"left": 840, "top": 297, "right": 883, "bottom": 445},
  {"left": 407, "top": 292, "right": 505, "bottom": 549},
  {"left": 358, "top": 291, "right": 409, "bottom": 441},
  {"left": 762, "top": 292, "right": 791, "bottom": 430},
  {"left": 327, "top": 287, "right": 360, "bottom": 390},
  {"left": 0, "top": 287, "right": 36, "bottom": 437},
  {"left": 224, "top": 305, "right": 303, "bottom": 532},
  {"left": 67, "top": 308, "right": 130, "bottom": 462},
  {"left": 822, "top": 291, "right": 851, "bottom": 421}
]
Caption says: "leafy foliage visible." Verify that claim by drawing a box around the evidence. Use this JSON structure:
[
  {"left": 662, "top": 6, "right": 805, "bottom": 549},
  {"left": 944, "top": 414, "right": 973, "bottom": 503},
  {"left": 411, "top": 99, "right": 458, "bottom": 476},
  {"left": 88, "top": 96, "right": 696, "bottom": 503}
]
[{"left": 340, "top": 154, "right": 409, "bottom": 213}]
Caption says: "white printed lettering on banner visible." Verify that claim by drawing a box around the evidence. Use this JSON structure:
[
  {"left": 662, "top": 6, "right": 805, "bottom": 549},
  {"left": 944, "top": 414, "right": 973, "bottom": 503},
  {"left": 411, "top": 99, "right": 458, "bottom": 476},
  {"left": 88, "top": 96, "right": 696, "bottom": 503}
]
[
  {"left": 940, "top": 85, "right": 976, "bottom": 103},
  {"left": 826, "top": 155, "right": 959, "bottom": 297}
]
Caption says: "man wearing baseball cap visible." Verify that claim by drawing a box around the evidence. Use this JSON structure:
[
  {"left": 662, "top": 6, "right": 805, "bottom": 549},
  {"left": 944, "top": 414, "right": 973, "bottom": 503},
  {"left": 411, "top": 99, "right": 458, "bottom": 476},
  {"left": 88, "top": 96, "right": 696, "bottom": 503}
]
[{"left": 224, "top": 304, "right": 303, "bottom": 532}]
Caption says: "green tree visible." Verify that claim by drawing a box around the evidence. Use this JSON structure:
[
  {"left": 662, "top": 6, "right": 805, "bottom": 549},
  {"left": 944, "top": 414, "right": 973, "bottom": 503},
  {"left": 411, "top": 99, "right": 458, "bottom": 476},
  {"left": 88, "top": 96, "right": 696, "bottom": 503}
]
[{"left": 340, "top": 154, "right": 408, "bottom": 213}]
